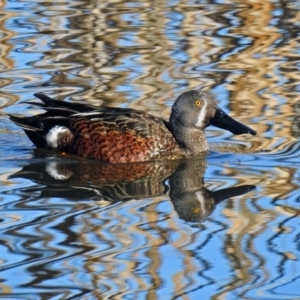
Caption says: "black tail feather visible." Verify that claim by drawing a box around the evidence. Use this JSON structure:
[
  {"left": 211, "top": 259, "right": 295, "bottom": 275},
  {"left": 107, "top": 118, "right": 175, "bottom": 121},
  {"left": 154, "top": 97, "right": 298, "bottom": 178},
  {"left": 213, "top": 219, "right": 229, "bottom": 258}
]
[
  {"left": 33, "top": 93, "right": 97, "bottom": 113},
  {"left": 9, "top": 115, "right": 43, "bottom": 131},
  {"left": 34, "top": 92, "right": 57, "bottom": 104},
  {"left": 9, "top": 114, "right": 48, "bottom": 147}
]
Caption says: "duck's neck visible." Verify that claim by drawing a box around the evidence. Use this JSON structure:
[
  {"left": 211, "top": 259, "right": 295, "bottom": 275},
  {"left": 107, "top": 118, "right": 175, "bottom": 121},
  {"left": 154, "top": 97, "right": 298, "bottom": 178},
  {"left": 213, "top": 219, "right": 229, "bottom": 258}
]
[{"left": 169, "top": 123, "right": 209, "bottom": 155}]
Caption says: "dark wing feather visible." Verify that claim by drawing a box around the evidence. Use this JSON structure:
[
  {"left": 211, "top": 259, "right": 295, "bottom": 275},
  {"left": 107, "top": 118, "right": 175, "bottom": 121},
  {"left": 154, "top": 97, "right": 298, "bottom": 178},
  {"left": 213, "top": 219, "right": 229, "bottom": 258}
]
[
  {"left": 32, "top": 93, "right": 143, "bottom": 117},
  {"left": 33, "top": 93, "right": 98, "bottom": 113}
]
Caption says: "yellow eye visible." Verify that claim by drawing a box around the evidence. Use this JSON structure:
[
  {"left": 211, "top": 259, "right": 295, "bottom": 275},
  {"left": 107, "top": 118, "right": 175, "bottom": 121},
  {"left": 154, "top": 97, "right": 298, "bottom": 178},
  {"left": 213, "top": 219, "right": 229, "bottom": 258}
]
[
  {"left": 195, "top": 100, "right": 202, "bottom": 107},
  {"left": 193, "top": 208, "right": 200, "bottom": 213}
]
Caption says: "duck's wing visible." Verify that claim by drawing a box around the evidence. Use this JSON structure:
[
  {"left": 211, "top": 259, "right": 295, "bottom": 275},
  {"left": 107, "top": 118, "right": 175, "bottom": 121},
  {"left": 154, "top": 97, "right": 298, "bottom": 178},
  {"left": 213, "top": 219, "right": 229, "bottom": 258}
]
[
  {"left": 70, "top": 109, "right": 166, "bottom": 137},
  {"left": 10, "top": 93, "right": 149, "bottom": 132},
  {"left": 32, "top": 93, "right": 142, "bottom": 116},
  {"left": 32, "top": 93, "right": 98, "bottom": 115}
]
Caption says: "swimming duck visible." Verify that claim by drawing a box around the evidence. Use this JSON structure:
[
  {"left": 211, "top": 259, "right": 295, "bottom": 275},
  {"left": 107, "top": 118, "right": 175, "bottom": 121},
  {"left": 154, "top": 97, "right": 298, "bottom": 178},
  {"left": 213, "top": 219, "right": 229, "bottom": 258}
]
[{"left": 9, "top": 89, "right": 256, "bottom": 163}]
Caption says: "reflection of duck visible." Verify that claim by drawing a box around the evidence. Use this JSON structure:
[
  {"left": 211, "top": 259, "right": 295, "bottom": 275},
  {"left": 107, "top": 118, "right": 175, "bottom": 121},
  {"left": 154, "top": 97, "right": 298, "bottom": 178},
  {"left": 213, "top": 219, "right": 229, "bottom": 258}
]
[
  {"left": 9, "top": 89, "right": 256, "bottom": 163},
  {"left": 10, "top": 155, "right": 255, "bottom": 223}
]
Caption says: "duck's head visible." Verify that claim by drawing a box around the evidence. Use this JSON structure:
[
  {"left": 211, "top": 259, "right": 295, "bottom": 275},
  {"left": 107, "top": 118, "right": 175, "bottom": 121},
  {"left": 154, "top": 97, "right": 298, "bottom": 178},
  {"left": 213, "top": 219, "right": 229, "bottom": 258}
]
[{"left": 169, "top": 89, "right": 256, "bottom": 153}]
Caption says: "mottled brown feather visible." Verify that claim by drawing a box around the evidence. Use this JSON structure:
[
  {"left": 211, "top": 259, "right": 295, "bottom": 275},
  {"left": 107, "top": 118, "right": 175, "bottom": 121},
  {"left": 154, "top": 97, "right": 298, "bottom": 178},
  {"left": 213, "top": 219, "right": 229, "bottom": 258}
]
[{"left": 65, "top": 115, "right": 183, "bottom": 163}]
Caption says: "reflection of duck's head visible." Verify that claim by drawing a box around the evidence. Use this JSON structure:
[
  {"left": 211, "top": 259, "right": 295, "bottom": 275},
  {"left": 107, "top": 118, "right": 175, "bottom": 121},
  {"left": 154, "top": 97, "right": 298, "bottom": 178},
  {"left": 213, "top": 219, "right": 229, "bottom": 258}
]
[
  {"left": 169, "top": 160, "right": 210, "bottom": 223},
  {"left": 171, "top": 187, "right": 216, "bottom": 223},
  {"left": 169, "top": 161, "right": 255, "bottom": 223},
  {"left": 9, "top": 89, "right": 256, "bottom": 163}
]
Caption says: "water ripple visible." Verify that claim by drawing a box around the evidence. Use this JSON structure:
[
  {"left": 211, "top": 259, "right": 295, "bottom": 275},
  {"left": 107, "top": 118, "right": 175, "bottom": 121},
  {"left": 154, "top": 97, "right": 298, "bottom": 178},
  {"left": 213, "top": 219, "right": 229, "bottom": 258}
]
[{"left": 1, "top": 0, "right": 300, "bottom": 298}]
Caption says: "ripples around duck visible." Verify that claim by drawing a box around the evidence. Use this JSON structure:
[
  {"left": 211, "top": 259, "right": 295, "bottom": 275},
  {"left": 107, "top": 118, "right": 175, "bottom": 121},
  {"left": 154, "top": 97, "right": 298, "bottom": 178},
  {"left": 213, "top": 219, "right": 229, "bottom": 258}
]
[
  {"left": 1, "top": 147, "right": 300, "bottom": 298},
  {"left": 1, "top": 151, "right": 256, "bottom": 298}
]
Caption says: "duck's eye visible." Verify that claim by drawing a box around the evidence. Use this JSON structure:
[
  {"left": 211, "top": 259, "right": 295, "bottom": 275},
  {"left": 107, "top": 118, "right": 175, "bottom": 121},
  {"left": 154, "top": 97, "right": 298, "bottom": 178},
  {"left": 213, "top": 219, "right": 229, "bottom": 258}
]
[{"left": 195, "top": 100, "right": 202, "bottom": 107}]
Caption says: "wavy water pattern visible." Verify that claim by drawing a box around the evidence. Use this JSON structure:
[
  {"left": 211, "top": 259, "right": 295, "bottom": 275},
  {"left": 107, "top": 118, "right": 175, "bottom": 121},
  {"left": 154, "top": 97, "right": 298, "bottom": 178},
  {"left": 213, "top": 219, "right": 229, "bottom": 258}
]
[
  {"left": 1, "top": 0, "right": 300, "bottom": 299},
  {"left": 0, "top": 155, "right": 299, "bottom": 298}
]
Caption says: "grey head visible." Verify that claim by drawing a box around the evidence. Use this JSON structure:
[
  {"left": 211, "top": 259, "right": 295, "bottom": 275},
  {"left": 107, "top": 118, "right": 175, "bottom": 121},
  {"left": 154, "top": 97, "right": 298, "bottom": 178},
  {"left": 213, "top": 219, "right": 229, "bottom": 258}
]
[{"left": 169, "top": 89, "right": 256, "bottom": 155}]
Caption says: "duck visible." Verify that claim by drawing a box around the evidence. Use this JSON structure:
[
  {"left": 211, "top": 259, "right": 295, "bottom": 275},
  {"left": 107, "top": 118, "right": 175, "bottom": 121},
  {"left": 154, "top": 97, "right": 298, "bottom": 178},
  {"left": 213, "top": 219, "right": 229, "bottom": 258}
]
[{"left": 9, "top": 88, "right": 256, "bottom": 163}]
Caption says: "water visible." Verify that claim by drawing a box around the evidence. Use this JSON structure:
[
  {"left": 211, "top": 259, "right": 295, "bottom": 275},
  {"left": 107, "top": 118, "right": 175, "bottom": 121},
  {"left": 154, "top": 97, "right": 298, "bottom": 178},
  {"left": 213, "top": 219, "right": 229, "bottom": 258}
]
[{"left": 1, "top": 0, "right": 300, "bottom": 299}]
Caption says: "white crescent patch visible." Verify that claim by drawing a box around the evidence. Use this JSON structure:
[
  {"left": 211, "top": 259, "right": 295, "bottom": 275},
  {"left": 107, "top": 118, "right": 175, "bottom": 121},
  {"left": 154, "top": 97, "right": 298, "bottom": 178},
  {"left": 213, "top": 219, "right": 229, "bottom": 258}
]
[{"left": 46, "top": 126, "right": 69, "bottom": 148}]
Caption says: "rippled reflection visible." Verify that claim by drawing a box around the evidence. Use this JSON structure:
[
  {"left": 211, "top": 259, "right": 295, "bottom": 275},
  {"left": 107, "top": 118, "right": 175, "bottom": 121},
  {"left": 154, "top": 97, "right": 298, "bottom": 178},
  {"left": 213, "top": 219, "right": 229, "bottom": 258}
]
[
  {"left": 2, "top": 152, "right": 300, "bottom": 298},
  {"left": 2, "top": 154, "right": 256, "bottom": 298},
  {"left": 9, "top": 153, "right": 255, "bottom": 223}
]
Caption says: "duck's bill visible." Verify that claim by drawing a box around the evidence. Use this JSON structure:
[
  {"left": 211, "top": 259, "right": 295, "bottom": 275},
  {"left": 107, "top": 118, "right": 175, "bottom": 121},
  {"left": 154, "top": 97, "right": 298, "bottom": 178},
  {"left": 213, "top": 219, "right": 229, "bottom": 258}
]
[
  {"left": 210, "top": 108, "right": 256, "bottom": 135},
  {"left": 211, "top": 185, "right": 256, "bottom": 204}
]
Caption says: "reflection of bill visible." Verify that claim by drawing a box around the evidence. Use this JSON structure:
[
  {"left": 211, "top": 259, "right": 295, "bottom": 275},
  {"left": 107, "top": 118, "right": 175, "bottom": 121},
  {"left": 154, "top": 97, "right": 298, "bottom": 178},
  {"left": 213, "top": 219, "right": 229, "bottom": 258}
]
[{"left": 10, "top": 155, "right": 255, "bottom": 223}]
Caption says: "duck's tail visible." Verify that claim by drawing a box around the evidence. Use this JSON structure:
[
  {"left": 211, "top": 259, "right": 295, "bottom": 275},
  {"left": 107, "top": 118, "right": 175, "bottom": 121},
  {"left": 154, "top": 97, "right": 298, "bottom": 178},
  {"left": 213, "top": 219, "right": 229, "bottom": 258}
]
[
  {"left": 9, "top": 103, "right": 72, "bottom": 149},
  {"left": 9, "top": 114, "right": 49, "bottom": 147}
]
